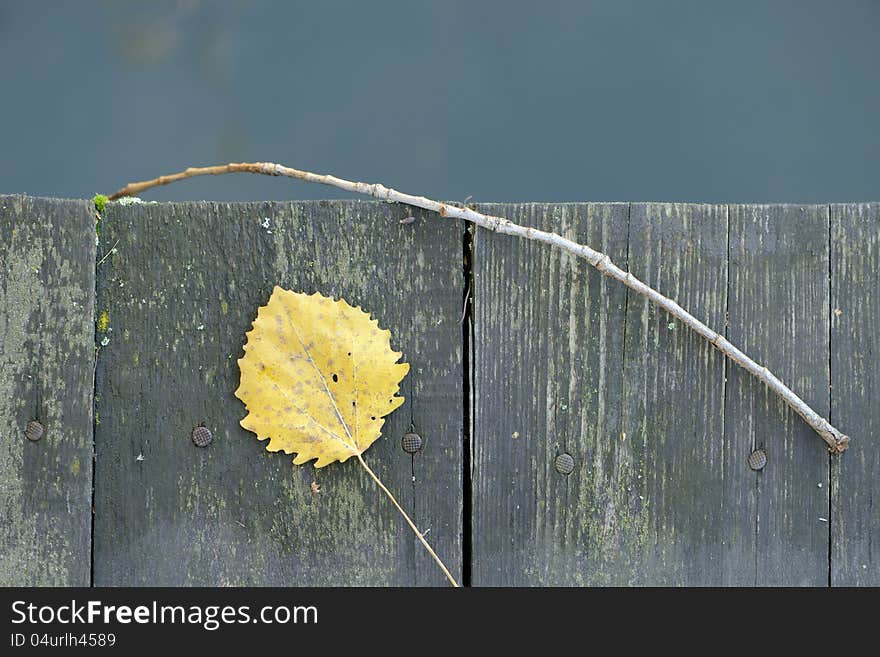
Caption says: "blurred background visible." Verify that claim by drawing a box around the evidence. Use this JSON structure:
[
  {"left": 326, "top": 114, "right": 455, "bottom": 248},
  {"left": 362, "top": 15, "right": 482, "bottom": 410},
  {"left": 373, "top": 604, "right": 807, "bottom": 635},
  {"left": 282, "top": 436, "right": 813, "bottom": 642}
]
[{"left": 0, "top": 0, "right": 877, "bottom": 203}]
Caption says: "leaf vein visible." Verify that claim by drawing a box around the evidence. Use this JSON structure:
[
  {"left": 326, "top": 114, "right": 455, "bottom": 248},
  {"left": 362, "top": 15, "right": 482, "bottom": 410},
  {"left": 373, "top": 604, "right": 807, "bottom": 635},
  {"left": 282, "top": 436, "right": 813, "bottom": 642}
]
[{"left": 279, "top": 298, "right": 357, "bottom": 451}]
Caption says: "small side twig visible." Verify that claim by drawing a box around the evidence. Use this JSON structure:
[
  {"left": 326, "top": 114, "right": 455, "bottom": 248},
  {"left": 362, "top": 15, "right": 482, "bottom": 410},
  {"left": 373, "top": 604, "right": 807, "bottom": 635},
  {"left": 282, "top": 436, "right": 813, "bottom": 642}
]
[
  {"left": 108, "top": 162, "right": 851, "bottom": 453},
  {"left": 458, "top": 284, "right": 470, "bottom": 325},
  {"left": 97, "top": 239, "right": 120, "bottom": 266}
]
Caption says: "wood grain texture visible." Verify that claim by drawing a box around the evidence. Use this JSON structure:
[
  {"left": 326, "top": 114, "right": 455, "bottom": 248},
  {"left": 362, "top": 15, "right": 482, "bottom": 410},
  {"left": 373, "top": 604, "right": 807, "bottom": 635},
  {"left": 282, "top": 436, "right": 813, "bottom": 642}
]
[
  {"left": 2, "top": 195, "right": 877, "bottom": 587},
  {"left": 93, "top": 201, "right": 463, "bottom": 586},
  {"left": 831, "top": 203, "right": 879, "bottom": 585},
  {"left": 473, "top": 203, "right": 736, "bottom": 585},
  {"left": 618, "top": 203, "right": 729, "bottom": 585},
  {"left": 726, "top": 205, "right": 830, "bottom": 586},
  {"left": 0, "top": 195, "right": 95, "bottom": 586},
  {"left": 471, "top": 203, "right": 630, "bottom": 585}
]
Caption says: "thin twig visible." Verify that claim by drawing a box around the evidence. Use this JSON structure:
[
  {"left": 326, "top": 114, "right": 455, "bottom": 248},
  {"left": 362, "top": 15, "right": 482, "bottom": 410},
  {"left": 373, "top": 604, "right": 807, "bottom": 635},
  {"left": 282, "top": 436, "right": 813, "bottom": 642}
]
[
  {"left": 109, "top": 162, "right": 851, "bottom": 453},
  {"left": 97, "top": 239, "right": 120, "bottom": 266},
  {"left": 459, "top": 283, "right": 471, "bottom": 325},
  {"left": 356, "top": 454, "right": 459, "bottom": 587}
]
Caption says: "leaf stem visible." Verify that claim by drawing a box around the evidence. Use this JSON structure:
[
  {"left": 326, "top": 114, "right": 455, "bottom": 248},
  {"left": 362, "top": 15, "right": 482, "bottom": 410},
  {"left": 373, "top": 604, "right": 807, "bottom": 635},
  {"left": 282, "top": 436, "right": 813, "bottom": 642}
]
[{"left": 356, "top": 453, "right": 459, "bottom": 587}]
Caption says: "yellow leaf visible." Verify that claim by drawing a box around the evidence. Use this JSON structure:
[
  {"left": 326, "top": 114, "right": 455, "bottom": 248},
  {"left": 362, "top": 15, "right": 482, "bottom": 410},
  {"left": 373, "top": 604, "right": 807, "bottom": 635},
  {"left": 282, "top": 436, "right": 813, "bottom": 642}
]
[{"left": 235, "top": 287, "right": 409, "bottom": 467}]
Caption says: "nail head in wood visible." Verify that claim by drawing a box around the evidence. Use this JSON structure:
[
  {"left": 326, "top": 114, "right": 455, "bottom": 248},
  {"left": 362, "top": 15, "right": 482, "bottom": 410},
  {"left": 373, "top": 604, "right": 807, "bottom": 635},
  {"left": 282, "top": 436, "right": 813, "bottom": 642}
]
[
  {"left": 25, "top": 420, "right": 44, "bottom": 442},
  {"left": 401, "top": 432, "right": 423, "bottom": 454},
  {"left": 748, "top": 448, "right": 767, "bottom": 471},
  {"left": 555, "top": 452, "right": 575, "bottom": 475},
  {"left": 191, "top": 425, "right": 213, "bottom": 448}
]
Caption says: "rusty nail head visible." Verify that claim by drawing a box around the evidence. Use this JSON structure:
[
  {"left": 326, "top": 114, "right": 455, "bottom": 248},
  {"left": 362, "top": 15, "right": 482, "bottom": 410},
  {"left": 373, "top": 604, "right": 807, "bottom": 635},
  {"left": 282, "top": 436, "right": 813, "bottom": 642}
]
[
  {"left": 555, "top": 452, "right": 575, "bottom": 475},
  {"left": 192, "top": 425, "right": 213, "bottom": 448},
  {"left": 25, "top": 420, "right": 44, "bottom": 442},
  {"left": 401, "top": 432, "right": 423, "bottom": 454},
  {"left": 748, "top": 448, "right": 767, "bottom": 471}
]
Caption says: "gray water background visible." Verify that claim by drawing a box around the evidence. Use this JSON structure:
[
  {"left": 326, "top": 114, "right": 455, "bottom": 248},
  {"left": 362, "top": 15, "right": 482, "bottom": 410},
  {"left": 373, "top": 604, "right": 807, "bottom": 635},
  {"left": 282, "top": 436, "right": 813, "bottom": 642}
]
[{"left": 1, "top": 1, "right": 877, "bottom": 203}]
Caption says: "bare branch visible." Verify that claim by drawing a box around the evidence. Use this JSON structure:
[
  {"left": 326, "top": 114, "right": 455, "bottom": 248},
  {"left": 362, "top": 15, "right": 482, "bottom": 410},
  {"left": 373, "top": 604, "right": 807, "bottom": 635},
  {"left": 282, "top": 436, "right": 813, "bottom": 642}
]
[{"left": 109, "top": 162, "right": 850, "bottom": 453}]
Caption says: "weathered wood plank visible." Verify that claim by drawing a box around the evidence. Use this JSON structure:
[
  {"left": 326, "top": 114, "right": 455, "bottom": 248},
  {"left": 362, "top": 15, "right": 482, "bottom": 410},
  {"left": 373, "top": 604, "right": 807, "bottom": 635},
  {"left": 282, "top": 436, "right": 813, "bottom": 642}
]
[
  {"left": 93, "top": 201, "right": 463, "bottom": 586},
  {"left": 726, "top": 205, "right": 830, "bottom": 586},
  {"left": 617, "top": 203, "right": 729, "bottom": 584},
  {"left": 0, "top": 195, "right": 95, "bottom": 586},
  {"left": 471, "top": 203, "right": 630, "bottom": 585},
  {"left": 831, "top": 203, "right": 880, "bottom": 585},
  {"left": 473, "top": 203, "right": 734, "bottom": 584}
]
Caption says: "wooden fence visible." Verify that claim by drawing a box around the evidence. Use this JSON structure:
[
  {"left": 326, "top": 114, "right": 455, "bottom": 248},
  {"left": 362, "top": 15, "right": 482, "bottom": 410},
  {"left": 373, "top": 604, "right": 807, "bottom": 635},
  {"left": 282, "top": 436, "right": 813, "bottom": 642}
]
[{"left": 1, "top": 195, "right": 877, "bottom": 586}]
